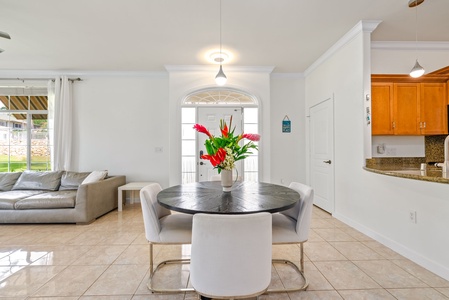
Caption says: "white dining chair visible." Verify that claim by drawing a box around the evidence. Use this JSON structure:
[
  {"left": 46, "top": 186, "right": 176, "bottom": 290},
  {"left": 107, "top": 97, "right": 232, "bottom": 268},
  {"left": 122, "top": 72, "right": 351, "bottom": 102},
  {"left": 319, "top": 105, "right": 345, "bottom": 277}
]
[
  {"left": 140, "top": 183, "right": 194, "bottom": 293},
  {"left": 190, "top": 212, "right": 272, "bottom": 299},
  {"left": 269, "top": 182, "right": 314, "bottom": 293}
]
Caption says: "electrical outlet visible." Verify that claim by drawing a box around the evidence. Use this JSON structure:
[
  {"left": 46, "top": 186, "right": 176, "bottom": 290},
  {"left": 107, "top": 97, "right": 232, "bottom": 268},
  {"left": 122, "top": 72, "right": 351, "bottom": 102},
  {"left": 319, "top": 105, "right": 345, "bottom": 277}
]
[{"left": 409, "top": 210, "right": 417, "bottom": 224}]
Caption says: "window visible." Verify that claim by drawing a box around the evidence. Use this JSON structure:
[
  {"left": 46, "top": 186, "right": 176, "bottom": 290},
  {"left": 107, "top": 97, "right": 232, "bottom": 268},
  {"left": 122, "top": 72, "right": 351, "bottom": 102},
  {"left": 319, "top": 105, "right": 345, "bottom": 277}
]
[
  {"left": 181, "top": 89, "right": 259, "bottom": 183},
  {"left": 0, "top": 95, "right": 50, "bottom": 172}
]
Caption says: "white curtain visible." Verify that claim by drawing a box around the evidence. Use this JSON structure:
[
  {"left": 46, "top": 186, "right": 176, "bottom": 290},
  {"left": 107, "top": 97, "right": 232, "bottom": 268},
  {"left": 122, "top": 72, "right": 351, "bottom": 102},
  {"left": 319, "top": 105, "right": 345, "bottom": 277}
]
[{"left": 48, "top": 76, "right": 73, "bottom": 171}]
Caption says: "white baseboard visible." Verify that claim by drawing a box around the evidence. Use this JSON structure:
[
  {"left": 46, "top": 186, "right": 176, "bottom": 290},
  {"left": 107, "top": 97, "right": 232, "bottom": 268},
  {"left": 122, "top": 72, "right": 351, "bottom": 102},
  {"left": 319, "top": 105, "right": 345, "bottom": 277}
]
[{"left": 333, "top": 212, "right": 449, "bottom": 281}]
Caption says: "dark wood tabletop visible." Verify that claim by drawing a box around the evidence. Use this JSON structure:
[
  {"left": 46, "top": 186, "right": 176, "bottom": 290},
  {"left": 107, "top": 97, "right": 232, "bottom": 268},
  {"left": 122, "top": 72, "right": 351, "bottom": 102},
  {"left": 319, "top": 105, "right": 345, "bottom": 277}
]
[{"left": 157, "top": 181, "right": 300, "bottom": 214}]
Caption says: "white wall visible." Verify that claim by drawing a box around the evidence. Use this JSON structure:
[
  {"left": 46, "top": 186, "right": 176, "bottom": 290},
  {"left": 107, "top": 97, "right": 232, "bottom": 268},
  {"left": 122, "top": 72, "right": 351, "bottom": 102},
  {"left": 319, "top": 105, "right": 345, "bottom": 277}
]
[
  {"left": 372, "top": 136, "right": 425, "bottom": 157},
  {"left": 72, "top": 74, "right": 171, "bottom": 187},
  {"left": 306, "top": 26, "right": 449, "bottom": 280},
  {"left": 270, "top": 75, "right": 306, "bottom": 186}
]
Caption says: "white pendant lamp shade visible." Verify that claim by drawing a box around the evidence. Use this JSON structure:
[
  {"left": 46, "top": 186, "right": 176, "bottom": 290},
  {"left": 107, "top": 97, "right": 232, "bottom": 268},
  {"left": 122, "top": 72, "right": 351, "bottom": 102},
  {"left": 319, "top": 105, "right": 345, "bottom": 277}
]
[
  {"left": 410, "top": 59, "right": 425, "bottom": 78},
  {"left": 215, "top": 65, "right": 227, "bottom": 86}
]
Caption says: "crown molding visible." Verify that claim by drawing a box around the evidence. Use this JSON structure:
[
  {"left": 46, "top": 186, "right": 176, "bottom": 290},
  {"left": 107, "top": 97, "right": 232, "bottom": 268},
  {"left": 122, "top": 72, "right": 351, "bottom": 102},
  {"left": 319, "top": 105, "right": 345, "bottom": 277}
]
[
  {"left": 165, "top": 65, "right": 275, "bottom": 73},
  {"left": 0, "top": 70, "right": 167, "bottom": 78},
  {"left": 371, "top": 41, "right": 449, "bottom": 50},
  {"left": 304, "top": 20, "right": 382, "bottom": 77},
  {"left": 271, "top": 73, "right": 304, "bottom": 79}
]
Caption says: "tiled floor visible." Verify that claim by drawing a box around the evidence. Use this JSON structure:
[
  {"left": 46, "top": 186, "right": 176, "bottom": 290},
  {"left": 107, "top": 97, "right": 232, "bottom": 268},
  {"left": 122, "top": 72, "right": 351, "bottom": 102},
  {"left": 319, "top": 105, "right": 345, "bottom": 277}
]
[{"left": 0, "top": 204, "right": 448, "bottom": 299}]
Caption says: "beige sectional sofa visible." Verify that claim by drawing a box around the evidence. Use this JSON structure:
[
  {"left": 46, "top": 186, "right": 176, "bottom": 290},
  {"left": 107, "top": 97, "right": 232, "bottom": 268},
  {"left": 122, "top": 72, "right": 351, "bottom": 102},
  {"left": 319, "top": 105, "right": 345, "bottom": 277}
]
[{"left": 0, "top": 170, "right": 125, "bottom": 224}]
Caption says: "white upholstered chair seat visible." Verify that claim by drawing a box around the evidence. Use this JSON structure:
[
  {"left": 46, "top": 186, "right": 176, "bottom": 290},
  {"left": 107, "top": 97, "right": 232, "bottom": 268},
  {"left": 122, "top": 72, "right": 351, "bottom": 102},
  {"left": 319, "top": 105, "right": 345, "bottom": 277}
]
[
  {"left": 271, "top": 214, "right": 302, "bottom": 243},
  {"left": 159, "top": 214, "right": 193, "bottom": 242}
]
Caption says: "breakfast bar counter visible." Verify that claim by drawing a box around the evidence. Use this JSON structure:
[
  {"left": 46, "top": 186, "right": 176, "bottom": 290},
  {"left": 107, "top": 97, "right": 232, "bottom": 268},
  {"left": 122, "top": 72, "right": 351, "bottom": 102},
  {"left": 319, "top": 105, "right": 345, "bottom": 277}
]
[{"left": 364, "top": 167, "right": 449, "bottom": 184}]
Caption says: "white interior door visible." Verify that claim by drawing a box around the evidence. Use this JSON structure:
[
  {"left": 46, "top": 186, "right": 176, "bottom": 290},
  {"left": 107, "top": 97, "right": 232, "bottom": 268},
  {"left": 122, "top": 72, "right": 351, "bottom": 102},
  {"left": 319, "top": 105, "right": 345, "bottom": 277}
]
[
  {"left": 309, "top": 98, "right": 335, "bottom": 213},
  {"left": 197, "top": 107, "right": 243, "bottom": 181}
]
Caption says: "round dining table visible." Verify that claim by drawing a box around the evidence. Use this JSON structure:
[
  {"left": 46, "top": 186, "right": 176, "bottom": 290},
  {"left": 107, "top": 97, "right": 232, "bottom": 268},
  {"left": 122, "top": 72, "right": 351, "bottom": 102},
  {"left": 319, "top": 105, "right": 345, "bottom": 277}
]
[{"left": 157, "top": 181, "right": 300, "bottom": 214}]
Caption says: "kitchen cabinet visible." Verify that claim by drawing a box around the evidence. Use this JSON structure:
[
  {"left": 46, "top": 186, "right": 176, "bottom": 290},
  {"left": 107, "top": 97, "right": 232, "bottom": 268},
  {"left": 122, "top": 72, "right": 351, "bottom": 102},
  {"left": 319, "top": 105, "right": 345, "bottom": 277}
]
[
  {"left": 371, "top": 83, "right": 394, "bottom": 135},
  {"left": 420, "top": 83, "right": 447, "bottom": 135},
  {"left": 371, "top": 81, "right": 448, "bottom": 136}
]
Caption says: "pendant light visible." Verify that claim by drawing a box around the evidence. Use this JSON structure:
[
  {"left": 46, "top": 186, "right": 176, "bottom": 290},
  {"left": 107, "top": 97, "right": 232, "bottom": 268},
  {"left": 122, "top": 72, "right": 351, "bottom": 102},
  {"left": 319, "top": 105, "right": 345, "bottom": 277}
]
[
  {"left": 409, "top": 0, "right": 425, "bottom": 78},
  {"left": 215, "top": 0, "right": 227, "bottom": 86}
]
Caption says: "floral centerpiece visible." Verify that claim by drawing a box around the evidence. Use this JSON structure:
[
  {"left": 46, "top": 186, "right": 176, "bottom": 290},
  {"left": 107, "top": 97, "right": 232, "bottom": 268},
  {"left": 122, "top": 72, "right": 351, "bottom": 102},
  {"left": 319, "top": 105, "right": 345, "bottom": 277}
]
[{"left": 194, "top": 116, "right": 260, "bottom": 190}]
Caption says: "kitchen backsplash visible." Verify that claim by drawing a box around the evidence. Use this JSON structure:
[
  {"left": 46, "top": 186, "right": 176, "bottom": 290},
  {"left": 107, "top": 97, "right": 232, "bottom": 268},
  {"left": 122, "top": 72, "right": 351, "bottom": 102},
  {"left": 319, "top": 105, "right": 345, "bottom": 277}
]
[{"left": 425, "top": 135, "right": 447, "bottom": 163}]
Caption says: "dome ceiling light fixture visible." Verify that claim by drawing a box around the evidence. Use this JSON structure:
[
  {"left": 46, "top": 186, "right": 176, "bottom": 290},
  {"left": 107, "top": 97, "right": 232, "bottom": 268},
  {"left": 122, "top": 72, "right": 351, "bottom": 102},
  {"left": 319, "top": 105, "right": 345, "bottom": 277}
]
[
  {"left": 409, "top": 0, "right": 425, "bottom": 78},
  {"left": 0, "top": 31, "right": 11, "bottom": 53},
  {"left": 215, "top": 0, "right": 227, "bottom": 86}
]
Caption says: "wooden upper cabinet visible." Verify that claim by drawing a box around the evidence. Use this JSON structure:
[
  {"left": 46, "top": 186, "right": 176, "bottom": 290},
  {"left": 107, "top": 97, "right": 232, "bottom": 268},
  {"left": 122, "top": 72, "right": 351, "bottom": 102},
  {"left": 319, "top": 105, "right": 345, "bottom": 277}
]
[
  {"left": 393, "top": 83, "right": 420, "bottom": 135},
  {"left": 372, "top": 83, "right": 394, "bottom": 135},
  {"left": 420, "top": 83, "right": 448, "bottom": 135}
]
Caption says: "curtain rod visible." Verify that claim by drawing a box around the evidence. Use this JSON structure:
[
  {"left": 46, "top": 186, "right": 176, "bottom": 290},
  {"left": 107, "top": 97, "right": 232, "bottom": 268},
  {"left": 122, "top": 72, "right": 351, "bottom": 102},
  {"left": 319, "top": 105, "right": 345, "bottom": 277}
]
[{"left": 0, "top": 77, "right": 82, "bottom": 82}]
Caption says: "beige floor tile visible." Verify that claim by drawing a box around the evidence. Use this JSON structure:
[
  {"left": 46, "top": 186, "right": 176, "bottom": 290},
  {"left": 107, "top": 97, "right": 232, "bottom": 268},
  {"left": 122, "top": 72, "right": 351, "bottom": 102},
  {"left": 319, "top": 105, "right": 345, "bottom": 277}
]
[
  {"left": 304, "top": 242, "right": 347, "bottom": 261},
  {"left": 71, "top": 244, "right": 127, "bottom": 265},
  {"left": 313, "top": 228, "right": 356, "bottom": 242},
  {"left": 392, "top": 259, "right": 449, "bottom": 287},
  {"left": 338, "top": 227, "right": 374, "bottom": 242},
  {"left": 132, "top": 294, "right": 186, "bottom": 299},
  {"left": 307, "top": 230, "right": 325, "bottom": 242},
  {"left": 332, "top": 242, "right": 384, "bottom": 260},
  {"left": 31, "top": 245, "right": 91, "bottom": 266},
  {"left": 314, "top": 261, "right": 381, "bottom": 290},
  {"left": 259, "top": 294, "right": 289, "bottom": 300},
  {"left": 113, "top": 244, "right": 151, "bottom": 265},
  {"left": 84, "top": 264, "right": 148, "bottom": 295},
  {"left": 387, "top": 287, "right": 449, "bottom": 299},
  {"left": 354, "top": 260, "right": 428, "bottom": 288},
  {"left": 437, "top": 288, "right": 449, "bottom": 297},
  {"left": 310, "top": 218, "right": 335, "bottom": 229},
  {"left": 302, "top": 262, "right": 334, "bottom": 291},
  {"left": 362, "top": 241, "right": 405, "bottom": 259},
  {"left": 80, "top": 296, "right": 132, "bottom": 300},
  {"left": 33, "top": 265, "right": 107, "bottom": 297},
  {"left": 272, "top": 244, "right": 302, "bottom": 261},
  {"left": 337, "top": 289, "right": 396, "bottom": 299},
  {"left": 0, "top": 248, "right": 49, "bottom": 266},
  {"left": 288, "top": 290, "right": 343, "bottom": 299},
  {"left": 28, "top": 297, "right": 79, "bottom": 300},
  {"left": 0, "top": 265, "right": 66, "bottom": 297},
  {"left": 0, "top": 265, "right": 24, "bottom": 282}
]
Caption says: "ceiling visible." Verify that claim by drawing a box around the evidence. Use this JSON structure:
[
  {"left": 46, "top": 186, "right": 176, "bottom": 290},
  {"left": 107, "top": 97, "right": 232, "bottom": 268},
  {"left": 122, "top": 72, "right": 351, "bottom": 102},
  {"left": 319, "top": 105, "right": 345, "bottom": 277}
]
[{"left": 0, "top": 0, "right": 448, "bottom": 73}]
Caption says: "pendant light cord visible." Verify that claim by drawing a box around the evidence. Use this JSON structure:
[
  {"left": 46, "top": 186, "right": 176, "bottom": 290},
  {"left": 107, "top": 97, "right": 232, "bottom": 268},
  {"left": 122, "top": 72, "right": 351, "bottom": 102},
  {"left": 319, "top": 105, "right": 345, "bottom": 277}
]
[
  {"left": 219, "top": 0, "right": 222, "bottom": 67},
  {"left": 415, "top": 0, "right": 418, "bottom": 58}
]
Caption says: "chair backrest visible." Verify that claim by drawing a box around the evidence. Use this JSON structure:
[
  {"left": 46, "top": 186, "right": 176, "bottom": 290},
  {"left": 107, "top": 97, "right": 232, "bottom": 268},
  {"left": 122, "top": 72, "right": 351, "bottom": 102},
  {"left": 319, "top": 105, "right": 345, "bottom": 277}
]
[
  {"left": 190, "top": 212, "right": 272, "bottom": 298},
  {"left": 140, "top": 183, "right": 171, "bottom": 243},
  {"left": 281, "top": 182, "right": 314, "bottom": 242}
]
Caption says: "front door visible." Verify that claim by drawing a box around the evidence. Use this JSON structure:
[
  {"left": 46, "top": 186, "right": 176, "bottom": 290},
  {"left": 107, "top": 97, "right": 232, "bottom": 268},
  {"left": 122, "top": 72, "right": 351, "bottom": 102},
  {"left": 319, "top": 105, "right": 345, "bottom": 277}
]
[
  {"left": 309, "top": 98, "right": 335, "bottom": 213},
  {"left": 197, "top": 107, "right": 243, "bottom": 181}
]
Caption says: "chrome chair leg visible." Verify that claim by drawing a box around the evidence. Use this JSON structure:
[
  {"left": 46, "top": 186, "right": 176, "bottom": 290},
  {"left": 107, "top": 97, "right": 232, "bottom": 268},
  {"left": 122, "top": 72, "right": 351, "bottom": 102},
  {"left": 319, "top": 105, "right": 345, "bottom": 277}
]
[{"left": 266, "top": 242, "right": 309, "bottom": 293}]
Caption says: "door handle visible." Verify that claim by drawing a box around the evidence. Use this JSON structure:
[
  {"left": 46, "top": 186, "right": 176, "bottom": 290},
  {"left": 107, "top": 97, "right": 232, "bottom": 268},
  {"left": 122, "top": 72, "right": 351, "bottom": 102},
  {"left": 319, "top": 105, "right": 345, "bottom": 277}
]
[{"left": 323, "top": 160, "right": 332, "bottom": 164}]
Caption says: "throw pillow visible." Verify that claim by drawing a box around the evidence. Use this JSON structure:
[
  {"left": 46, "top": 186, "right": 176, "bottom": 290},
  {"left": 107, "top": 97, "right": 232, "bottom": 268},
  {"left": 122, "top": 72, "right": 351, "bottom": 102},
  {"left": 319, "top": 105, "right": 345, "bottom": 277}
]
[
  {"left": 81, "top": 170, "right": 108, "bottom": 185},
  {"left": 12, "top": 171, "right": 63, "bottom": 191},
  {"left": 0, "top": 172, "right": 22, "bottom": 191},
  {"left": 59, "top": 171, "right": 91, "bottom": 190}
]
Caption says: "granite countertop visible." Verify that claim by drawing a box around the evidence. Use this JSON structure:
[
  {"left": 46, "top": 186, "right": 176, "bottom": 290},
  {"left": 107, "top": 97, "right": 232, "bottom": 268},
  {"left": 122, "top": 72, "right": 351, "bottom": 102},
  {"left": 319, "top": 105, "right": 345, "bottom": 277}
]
[{"left": 364, "top": 166, "right": 449, "bottom": 184}]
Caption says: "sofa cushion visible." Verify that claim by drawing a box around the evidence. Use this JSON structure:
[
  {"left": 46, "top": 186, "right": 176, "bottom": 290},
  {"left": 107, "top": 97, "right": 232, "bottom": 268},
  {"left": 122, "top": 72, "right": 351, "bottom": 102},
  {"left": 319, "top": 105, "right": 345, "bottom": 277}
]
[
  {"left": 82, "top": 170, "right": 108, "bottom": 184},
  {"left": 12, "top": 171, "right": 63, "bottom": 191},
  {"left": 14, "top": 191, "right": 77, "bottom": 210},
  {"left": 0, "top": 172, "right": 22, "bottom": 191},
  {"left": 59, "top": 171, "right": 91, "bottom": 190},
  {"left": 0, "top": 190, "right": 46, "bottom": 209}
]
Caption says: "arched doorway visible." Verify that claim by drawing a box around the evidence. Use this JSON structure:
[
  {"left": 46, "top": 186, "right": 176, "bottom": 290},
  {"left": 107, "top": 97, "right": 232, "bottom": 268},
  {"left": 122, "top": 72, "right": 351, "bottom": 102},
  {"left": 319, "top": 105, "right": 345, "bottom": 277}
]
[{"left": 181, "top": 88, "right": 259, "bottom": 183}]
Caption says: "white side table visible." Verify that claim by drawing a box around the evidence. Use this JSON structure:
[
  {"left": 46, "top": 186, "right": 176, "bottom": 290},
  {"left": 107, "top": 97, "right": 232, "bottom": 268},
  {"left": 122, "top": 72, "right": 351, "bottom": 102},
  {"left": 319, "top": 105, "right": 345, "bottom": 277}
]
[{"left": 118, "top": 182, "right": 155, "bottom": 211}]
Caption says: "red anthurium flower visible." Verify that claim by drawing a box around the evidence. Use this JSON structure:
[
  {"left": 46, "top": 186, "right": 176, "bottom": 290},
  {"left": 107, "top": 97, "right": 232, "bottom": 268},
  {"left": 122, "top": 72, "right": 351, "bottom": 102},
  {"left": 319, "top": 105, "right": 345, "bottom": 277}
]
[
  {"left": 242, "top": 133, "right": 260, "bottom": 141},
  {"left": 221, "top": 124, "right": 229, "bottom": 138},
  {"left": 193, "top": 124, "right": 212, "bottom": 138},
  {"left": 201, "top": 148, "right": 227, "bottom": 167}
]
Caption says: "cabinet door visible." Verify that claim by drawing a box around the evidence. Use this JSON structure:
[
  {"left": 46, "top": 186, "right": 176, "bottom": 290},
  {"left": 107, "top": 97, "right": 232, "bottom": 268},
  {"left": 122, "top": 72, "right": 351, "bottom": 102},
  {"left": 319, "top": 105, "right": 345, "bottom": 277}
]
[
  {"left": 393, "top": 83, "right": 420, "bottom": 135},
  {"left": 371, "top": 83, "right": 394, "bottom": 135},
  {"left": 420, "top": 83, "right": 448, "bottom": 135}
]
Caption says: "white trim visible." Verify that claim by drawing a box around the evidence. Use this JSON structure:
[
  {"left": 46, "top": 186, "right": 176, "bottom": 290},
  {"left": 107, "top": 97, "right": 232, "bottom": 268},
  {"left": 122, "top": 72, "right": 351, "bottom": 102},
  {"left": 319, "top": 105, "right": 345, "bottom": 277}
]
[
  {"left": 271, "top": 73, "right": 304, "bottom": 79},
  {"left": 165, "top": 65, "right": 275, "bottom": 73},
  {"left": 304, "top": 20, "right": 381, "bottom": 76},
  {"left": 0, "top": 70, "right": 167, "bottom": 78},
  {"left": 371, "top": 41, "right": 449, "bottom": 51},
  {"left": 333, "top": 211, "right": 449, "bottom": 281}
]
